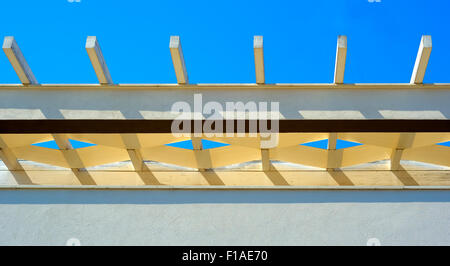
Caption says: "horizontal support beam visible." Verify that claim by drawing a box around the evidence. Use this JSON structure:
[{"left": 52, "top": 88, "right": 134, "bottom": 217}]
[
  {"left": 2, "top": 37, "right": 38, "bottom": 85},
  {"left": 0, "top": 119, "right": 448, "bottom": 133},
  {"left": 0, "top": 83, "right": 450, "bottom": 89},
  {"left": 0, "top": 170, "right": 448, "bottom": 187},
  {"left": 1, "top": 185, "right": 450, "bottom": 190}
]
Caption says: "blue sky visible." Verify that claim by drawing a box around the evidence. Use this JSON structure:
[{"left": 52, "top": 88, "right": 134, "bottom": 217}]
[{"left": 1, "top": 0, "right": 449, "bottom": 84}]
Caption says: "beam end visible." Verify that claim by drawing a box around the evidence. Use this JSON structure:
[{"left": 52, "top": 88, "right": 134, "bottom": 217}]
[
  {"left": 410, "top": 35, "right": 432, "bottom": 84},
  {"left": 2, "top": 36, "right": 38, "bottom": 85},
  {"left": 253, "top": 35, "right": 265, "bottom": 84},
  {"left": 334, "top": 35, "right": 347, "bottom": 84},
  {"left": 85, "top": 36, "right": 113, "bottom": 85},
  {"left": 169, "top": 36, "right": 189, "bottom": 84}
]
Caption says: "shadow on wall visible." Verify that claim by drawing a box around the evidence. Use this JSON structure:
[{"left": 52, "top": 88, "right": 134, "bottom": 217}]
[
  {"left": 0, "top": 88, "right": 449, "bottom": 119},
  {"left": 0, "top": 189, "right": 449, "bottom": 205}
]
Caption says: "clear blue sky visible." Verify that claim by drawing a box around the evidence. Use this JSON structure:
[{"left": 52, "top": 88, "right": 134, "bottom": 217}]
[{"left": 1, "top": 0, "right": 449, "bottom": 84}]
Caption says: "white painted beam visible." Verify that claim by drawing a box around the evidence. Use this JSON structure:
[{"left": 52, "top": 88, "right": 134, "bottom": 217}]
[
  {"left": 260, "top": 135, "right": 275, "bottom": 171},
  {"left": 261, "top": 149, "right": 271, "bottom": 171},
  {"left": 334, "top": 35, "right": 347, "bottom": 84},
  {"left": 327, "top": 133, "right": 342, "bottom": 170},
  {"left": 410, "top": 35, "right": 432, "bottom": 84},
  {"left": 192, "top": 137, "right": 205, "bottom": 171},
  {"left": 52, "top": 134, "right": 84, "bottom": 169},
  {"left": 52, "top": 134, "right": 96, "bottom": 185},
  {"left": 191, "top": 137, "right": 203, "bottom": 150},
  {"left": 253, "top": 36, "right": 265, "bottom": 84},
  {"left": 121, "top": 134, "right": 145, "bottom": 171},
  {"left": 2, "top": 36, "right": 38, "bottom": 85},
  {"left": 0, "top": 137, "right": 22, "bottom": 170},
  {"left": 85, "top": 36, "right": 113, "bottom": 85},
  {"left": 390, "top": 133, "right": 415, "bottom": 170},
  {"left": 169, "top": 36, "right": 188, "bottom": 84},
  {"left": 192, "top": 137, "right": 213, "bottom": 171}
]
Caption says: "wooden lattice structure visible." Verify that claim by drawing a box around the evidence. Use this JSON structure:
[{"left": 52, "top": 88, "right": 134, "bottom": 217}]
[{"left": 0, "top": 35, "right": 449, "bottom": 188}]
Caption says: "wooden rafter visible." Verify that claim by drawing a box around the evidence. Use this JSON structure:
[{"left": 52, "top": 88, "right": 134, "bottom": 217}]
[
  {"left": 169, "top": 36, "right": 188, "bottom": 84},
  {"left": 86, "top": 36, "right": 113, "bottom": 85},
  {"left": 0, "top": 132, "right": 448, "bottom": 187},
  {"left": 121, "top": 134, "right": 145, "bottom": 171},
  {"left": 391, "top": 133, "right": 416, "bottom": 170},
  {"left": 0, "top": 34, "right": 449, "bottom": 189},
  {"left": 253, "top": 36, "right": 265, "bottom": 84},
  {"left": 326, "top": 133, "right": 343, "bottom": 170},
  {"left": 2, "top": 36, "right": 37, "bottom": 85},
  {"left": 411, "top": 35, "right": 432, "bottom": 84},
  {"left": 52, "top": 134, "right": 96, "bottom": 185},
  {"left": 334, "top": 35, "right": 347, "bottom": 84}
]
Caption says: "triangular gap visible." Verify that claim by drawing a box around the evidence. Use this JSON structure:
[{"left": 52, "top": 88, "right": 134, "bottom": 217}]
[
  {"left": 300, "top": 139, "right": 328, "bottom": 149},
  {"left": 68, "top": 139, "right": 97, "bottom": 149},
  {"left": 336, "top": 139, "right": 363, "bottom": 149},
  {"left": 437, "top": 141, "right": 450, "bottom": 147},
  {"left": 201, "top": 139, "right": 230, "bottom": 149},
  {"left": 300, "top": 139, "right": 363, "bottom": 150},
  {"left": 31, "top": 139, "right": 97, "bottom": 150},
  {"left": 165, "top": 139, "right": 193, "bottom": 150},
  {"left": 31, "top": 140, "right": 59, "bottom": 150},
  {"left": 165, "top": 139, "right": 230, "bottom": 150}
]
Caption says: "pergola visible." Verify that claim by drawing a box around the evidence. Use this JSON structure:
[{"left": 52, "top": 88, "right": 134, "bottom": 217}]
[{"left": 0, "top": 35, "right": 448, "bottom": 188}]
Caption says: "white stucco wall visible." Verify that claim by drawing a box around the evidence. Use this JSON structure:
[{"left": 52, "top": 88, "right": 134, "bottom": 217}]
[
  {"left": 0, "top": 87, "right": 448, "bottom": 119},
  {"left": 0, "top": 189, "right": 448, "bottom": 246}
]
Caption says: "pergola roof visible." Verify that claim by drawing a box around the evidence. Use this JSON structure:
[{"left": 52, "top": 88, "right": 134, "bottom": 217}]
[{"left": 0, "top": 35, "right": 448, "bottom": 189}]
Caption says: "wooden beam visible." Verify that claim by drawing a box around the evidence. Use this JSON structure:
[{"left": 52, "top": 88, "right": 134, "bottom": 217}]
[
  {"left": 0, "top": 170, "right": 449, "bottom": 187},
  {"left": 1, "top": 83, "right": 450, "bottom": 89},
  {"left": 0, "top": 120, "right": 448, "bottom": 134},
  {"left": 0, "top": 137, "right": 22, "bottom": 170},
  {"left": 334, "top": 35, "right": 347, "bottom": 84},
  {"left": 192, "top": 137, "right": 212, "bottom": 171},
  {"left": 410, "top": 35, "right": 432, "bottom": 84},
  {"left": 85, "top": 36, "right": 113, "bottom": 85},
  {"left": 261, "top": 149, "right": 271, "bottom": 171},
  {"left": 402, "top": 144, "right": 450, "bottom": 167},
  {"left": 169, "top": 36, "right": 188, "bottom": 84},
  {"left": 2, "top": 36, "right": 38, "bottom": 85},
  {"left": 326, "top": 133, "right": 343, "bottom": 170},
  {"left": 0, "top": 136, "right": 33, "bottom": 184},
  {"left": 52, "top": 134, "right": 84, "bottom": 168},
  {"left": 328, "top": 133, "right": 338, "bottom": 150},
  {"left": 191, "top": 136, "right": 203, "bottom": 150},
  {"left": 253, "top": 36, "right": 265, "bottom": 84},
  {"left": 52, "top": 134, "right": 96, "bottom": 185},
  {"left": 391, "top": 133, "right": 415, "bottom": 170},
  {"left": 121, "top": 134, "right": 144, "bottom": 171},
  {"left": 260, "top": 135, "right": 275, "bottom": 171}
]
